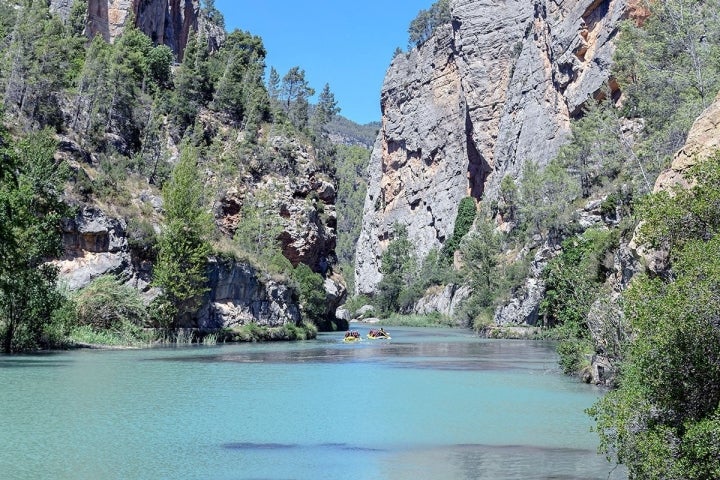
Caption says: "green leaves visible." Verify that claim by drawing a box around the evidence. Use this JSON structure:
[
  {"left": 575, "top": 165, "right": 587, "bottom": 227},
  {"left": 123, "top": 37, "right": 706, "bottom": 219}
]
[
  {"left": 590, "top": 152, "right": 720, "bottom": 477},
  {"left": 152, "top": 143, "right": 211, "bottom": 328},
  {"left": 615, "top": 0, "right": 720, "bottom": 178},
  {"left": 291, "top": 264, "right": 327, "bottom": 327},
  {"left": 408, "top": 0, "right": 451, "bottom": 48},
  {"left": 0, "top": 128, "right": 67, "bottom": 352},
  {"left": 440, "top": 196, "right": 477, "bottom": 262}
]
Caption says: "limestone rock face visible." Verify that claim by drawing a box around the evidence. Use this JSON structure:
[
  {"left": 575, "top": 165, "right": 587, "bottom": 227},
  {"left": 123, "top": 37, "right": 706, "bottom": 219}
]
[
  {"left": 50, "top": 0, "right": 217, "bottom": 59},
  {"left": 56, "top": 206, "right": 135, "bottom": 290},
  {"left": 213, "top": 135, "right": 338, "bottom": 275},
  {"left": 195, "top": 260, "right": 301, "bottom": 330},
  {"left": 56, "top": 206, "right": 305, "bottom": 328},
  {"left": 355, "top": 0, "right": 627, "bottom": 295},
  {"left": 413, "top": 284, "right": 470, "bottom": 320},
  {"left": 654, "top": 90, "right": 720, "bottom": 192}
]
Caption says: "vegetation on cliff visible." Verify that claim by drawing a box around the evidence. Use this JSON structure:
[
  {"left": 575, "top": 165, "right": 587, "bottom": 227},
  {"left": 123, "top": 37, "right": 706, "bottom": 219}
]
[
  {"left": 0, "top": 0, "right": 347, "bottom": 350},
  {"left": 408, "top": 0, "right": 451, "bottom": 48},
  {"left": 589, "top": 154, "right": 720, "bottom": 479}
]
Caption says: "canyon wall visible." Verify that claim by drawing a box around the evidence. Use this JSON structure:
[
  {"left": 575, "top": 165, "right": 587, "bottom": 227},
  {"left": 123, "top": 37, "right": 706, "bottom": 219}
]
[
  {"left": 50, "top": 0, "right": 220, "bottom": 59},
  {"left": 355, "top": 0, "right": 627, "bottom": 295}
]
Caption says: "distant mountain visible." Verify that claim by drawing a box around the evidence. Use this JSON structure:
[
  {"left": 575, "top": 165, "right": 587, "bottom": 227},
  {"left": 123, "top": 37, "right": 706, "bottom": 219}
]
[{"left": 325, "top": 116, "right": 380, "bottom": 149}]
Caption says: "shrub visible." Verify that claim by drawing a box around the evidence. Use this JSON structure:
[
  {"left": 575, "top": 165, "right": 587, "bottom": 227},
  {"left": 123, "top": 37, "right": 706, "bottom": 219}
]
[
  {"left": 75, "top": 275, "right": 148, "bottom": 330},
  {"left": 291, "top": 264, "right": 328, "bottom": 327}
]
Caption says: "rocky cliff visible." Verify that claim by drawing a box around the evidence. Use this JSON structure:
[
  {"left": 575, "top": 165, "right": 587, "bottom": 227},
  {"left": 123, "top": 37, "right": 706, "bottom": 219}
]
[
  {"left": 50, "top": 0, "right": 222, "bottom": 59},
  {"left": 355, "top": 0, "right": 628, "bottom": 294}
]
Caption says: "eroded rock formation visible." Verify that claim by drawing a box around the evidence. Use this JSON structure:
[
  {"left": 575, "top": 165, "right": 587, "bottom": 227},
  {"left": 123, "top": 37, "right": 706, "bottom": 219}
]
[
  {"left": 50, "top": 0, "right": 221, "bottom": 59},
  {"left": 355, "top": 0, "right": 628, "bottom": 294}
]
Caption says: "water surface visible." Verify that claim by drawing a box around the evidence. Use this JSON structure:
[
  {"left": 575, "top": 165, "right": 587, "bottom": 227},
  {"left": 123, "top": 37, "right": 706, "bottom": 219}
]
[{"left": 0, "top": 327, "right": 626, "bottom": 479}]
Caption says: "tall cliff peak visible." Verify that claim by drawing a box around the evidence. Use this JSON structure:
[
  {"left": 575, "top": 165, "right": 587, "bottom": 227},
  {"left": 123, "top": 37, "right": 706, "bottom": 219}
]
[
  {"left": 355, "top": 0, "right": 627, "bottom": 295},
  {"left": 50, "top": 0, "right": 223, "bottom": 59}
]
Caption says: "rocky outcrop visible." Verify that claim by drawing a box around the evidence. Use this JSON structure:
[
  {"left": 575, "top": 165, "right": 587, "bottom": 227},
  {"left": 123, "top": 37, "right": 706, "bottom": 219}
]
[
  {"left": 632, "top": 90, "right": 720, "bottom": 274},
  {"left": 213, "top": 135, "right": 338, "bottom": 275},
  {"left": 195, "top": 260, "right": 301, "bottom": 330},
  {"left": 355, "top": 0, "right": 627, "bottom": 294},
  {"left": 50, "top": 0, "right": 220, "bottom": 59},
  {"left": 413, "top": 284, "right": 470, "bottom": 320},
  {"left": 56, "top": 205, "right": 306, "bottom": 329},
  {"left": 56, "top": 206, "right": 138, "bottom": 290},
  {"left": 654, "top": 90, "right": 720, "bottom": 192}
]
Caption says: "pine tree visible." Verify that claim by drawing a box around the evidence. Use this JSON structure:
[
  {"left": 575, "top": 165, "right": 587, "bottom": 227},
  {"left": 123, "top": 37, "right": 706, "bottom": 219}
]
[
  {"left": 311, "top": 83, "right": 340, "bottom": 133},
  {"left": 281, "top": 67, "right": 314, "bottom": 130},
  {"left": 152, "top": 143, "right": 211, "bottom": 329},
  {"left": 2, "top": 1, "right": 69, "bottom": 129}
]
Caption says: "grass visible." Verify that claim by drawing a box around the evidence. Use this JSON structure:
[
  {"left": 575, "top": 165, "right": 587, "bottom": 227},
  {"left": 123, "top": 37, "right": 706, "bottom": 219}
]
[
  {"left": 224, "top": 322, "right": 318, "bottom": 342},
  {"left": 68, "top": 323, "right": 156, "bottom": 348},
  {"left": 379, "top": 313, "right": 456, "bottom": 328}
]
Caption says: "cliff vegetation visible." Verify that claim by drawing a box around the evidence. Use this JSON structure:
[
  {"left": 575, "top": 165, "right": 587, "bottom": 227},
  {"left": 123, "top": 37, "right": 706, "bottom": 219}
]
[{"left": 0, "top": 0, "right": 350, "bottom": 352}]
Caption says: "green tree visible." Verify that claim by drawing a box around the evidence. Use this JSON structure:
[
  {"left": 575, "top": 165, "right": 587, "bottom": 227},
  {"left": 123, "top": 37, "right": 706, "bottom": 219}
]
[
  {"left": 460, "top": 218, "right": 501, "bottom": 308},
  {"left": 170, "top": 31, "right": 212, "bottom": 134},
  {"left": 152, "top": 143, "right": 211, "bottom": 328},
  {"left": 635, "top": 152, "right": 720, "bottom": 252},
  {"left": 311, "top": 83, "right": 340, "bottom": 133},
  {"left": 589, "top": 153, "right": 720, "bottom": 478},
  {"left": 146, "top": 44, "right": 174, "bottom": 91},
  {"left": 291, "top": 263, "right": 327, "bottom": 327},
  {"left": 440, "top": 196, "right": 476, "bottom": 261},
  {"left": 376, "top": 224, "right": 417, "bottom": 314},
  {"left": 104, "top": 22, "right": 153, "bottom": 150},
  {"left": 200, "top": 0, "right": 225, "bottom": 31},
  {"left": 541, "top": 228, "right": 616, "bottom": 373},
  {"left": 210, "top": 29, "right": 268, "bottom": 125},
  {"left": 281, "top": 66, "right": 314, "bottom": 129},
  {"left": 557, "top": 96, "right": 628, "bottom": 197},
  {"left": 614, "top": 0, "right": 720, "bottom": 180},
  {"left": 2, "top": 1, "right": 71, "bottom": 129},
  {"left": 135, "top": 102, "right": 170, "bottom": 186},
  {"left": 71, "top": 35, "right": 112, "bottom": 146},
  {"left": 497, "top": 174, "right": 518, "bottom": 224},
  {"left": 408, "top": 0, "right": 451, "bottom": 48},
  {"left": 0, "top": 128, "right": 68, "bottom": 353},
  {"left": 518, "top": 160, "right": 579, "bottom": 238},
  {"left": 267, "top": 66, "right": 281, "bottom": 114},
  {"left": 233, "top": 188, "right": 289, "bottom": 274}
]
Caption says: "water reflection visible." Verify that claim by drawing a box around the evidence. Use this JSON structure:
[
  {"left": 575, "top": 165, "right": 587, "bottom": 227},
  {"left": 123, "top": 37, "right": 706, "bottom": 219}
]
[{"left": 157, "top": 328, "right": 560, "bottom": 374}]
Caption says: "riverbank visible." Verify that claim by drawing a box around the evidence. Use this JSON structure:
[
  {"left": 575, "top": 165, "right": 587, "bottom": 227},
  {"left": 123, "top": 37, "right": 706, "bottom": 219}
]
[{"left": 30, "top": 322, "right": 320, "bottom": 353}]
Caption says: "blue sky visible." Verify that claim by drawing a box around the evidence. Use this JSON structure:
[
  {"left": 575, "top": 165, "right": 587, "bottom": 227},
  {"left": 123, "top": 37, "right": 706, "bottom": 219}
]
[{"left": 215, "top": 1, "right": 432, "bottom": 125}]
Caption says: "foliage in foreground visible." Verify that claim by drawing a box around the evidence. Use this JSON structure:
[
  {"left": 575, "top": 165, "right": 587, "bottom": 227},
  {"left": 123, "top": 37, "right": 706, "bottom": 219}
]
[
  {"left": 589, "top": 154, "right": 720, "bottom": 479},
  {"left": 0, "top": 129, "right": 68, "bottom": 353}
]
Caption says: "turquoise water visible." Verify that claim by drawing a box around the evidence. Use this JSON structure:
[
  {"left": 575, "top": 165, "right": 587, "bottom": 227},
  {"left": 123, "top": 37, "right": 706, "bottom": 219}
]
[{"left": 0, "top": 327, "right": 626, "bottom": 479}]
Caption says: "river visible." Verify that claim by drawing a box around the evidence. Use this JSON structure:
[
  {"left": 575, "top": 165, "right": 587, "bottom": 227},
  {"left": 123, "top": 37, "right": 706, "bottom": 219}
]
[{"left": 0, "top": 327, "right": 626, "bottom": 479}]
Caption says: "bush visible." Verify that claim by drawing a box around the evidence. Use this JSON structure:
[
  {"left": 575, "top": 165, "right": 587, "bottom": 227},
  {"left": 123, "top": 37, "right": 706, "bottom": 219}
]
[
  {"left": 440, "top": 197, "right": 476, "bottom": 261},
  {"left": 556, "top": 338, "right": 593, "bottom": 375},
  {"left": 224, "top": 321, "right": 317, "bottom": 342},
  {"left": 74, "top": 275, "right": 148, "bottom": 330},
  {"left": 291, "top": 264, "right": 329, "bottom": 327}
]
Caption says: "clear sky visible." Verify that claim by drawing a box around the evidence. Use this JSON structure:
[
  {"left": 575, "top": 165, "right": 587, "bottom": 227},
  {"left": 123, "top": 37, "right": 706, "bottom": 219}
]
[{"left": 215, "top": 1, "right": 432, "bottom": 125}]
